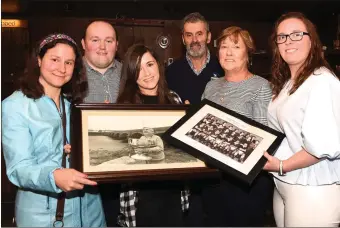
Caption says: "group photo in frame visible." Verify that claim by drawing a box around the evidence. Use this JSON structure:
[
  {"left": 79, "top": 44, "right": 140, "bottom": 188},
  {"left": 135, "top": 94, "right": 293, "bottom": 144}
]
[
  {"left": 71, "top": 104, "right": 218, "bottom": 183},
  {"left": 163, "top": 99, "right": 285, "bottom": 184}
]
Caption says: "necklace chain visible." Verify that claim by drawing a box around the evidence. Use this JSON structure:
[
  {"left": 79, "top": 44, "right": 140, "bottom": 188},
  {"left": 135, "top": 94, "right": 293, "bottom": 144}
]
[{"left": 220, "top": 74, "right": 253, "bottom": 102}]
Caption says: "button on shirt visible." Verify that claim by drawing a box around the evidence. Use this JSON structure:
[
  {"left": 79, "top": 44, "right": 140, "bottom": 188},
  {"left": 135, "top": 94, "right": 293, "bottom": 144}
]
[{"left": 84, "top": 59, "right": 122, "bottom": 103}]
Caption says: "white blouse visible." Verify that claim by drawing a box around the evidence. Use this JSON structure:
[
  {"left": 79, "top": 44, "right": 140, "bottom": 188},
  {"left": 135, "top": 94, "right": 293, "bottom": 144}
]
[{"left": 267, "top": 67, "right": 340, "bottom": 186}]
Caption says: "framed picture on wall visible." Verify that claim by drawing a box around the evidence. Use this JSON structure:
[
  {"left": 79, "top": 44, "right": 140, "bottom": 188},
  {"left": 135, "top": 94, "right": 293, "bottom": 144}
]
[
  {"left": 71, "top": 104, "right": 218, "bottom": 183},
  {"left": 163, "top": 99, "right": 285, "bottom": 185}
]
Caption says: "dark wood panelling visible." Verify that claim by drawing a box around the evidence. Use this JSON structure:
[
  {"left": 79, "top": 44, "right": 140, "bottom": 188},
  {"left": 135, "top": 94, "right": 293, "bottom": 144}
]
[
  {"left": 1, "top": 150, "right": 16, "bottom": 227},
  {"left": 1, "top": 28, "right": 29, "bottom": 80},
  {"left": 27, "top": 17, "right": 274, "bottom": 75},
  {"left": 1, "top": 13, "right": 339, "bottom": 225}
]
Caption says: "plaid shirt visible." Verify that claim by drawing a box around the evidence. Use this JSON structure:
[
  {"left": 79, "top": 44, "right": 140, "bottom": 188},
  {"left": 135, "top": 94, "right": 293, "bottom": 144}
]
[
  {"left": 117, "top": 188, "right": 190, "bottom": 227},
  {"left": 83, "top": 58, "right": 122, "bottom": 103},
  {"left": 186, "top": 50, "right": 211, "bottom": 75}
]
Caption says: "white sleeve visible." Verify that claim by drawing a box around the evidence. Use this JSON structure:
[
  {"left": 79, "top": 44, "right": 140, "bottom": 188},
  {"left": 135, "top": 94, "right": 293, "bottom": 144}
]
[{"left": 301, "top": 76, "right": 340, "bottom": 159}]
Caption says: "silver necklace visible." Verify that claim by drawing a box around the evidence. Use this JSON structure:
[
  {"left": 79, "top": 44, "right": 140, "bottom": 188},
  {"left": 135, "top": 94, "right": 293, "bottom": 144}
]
[{"left": 219, "top": 75, "right": 253, "bottom": 102}]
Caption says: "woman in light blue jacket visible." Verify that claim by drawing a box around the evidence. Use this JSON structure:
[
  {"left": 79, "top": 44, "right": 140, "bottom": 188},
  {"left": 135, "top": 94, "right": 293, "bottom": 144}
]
[{"left": 2, "top": 33, "right": 106, "bottom": 227}]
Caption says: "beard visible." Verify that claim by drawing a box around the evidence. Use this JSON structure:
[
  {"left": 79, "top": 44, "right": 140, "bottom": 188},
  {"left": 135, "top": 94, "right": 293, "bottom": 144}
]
[{"left": 186, "top": 41, "right": 207, "bottom": 58}]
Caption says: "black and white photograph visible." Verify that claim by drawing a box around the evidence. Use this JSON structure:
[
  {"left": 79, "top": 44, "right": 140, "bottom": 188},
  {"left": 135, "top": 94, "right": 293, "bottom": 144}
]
[
  {"left": 88, "top": 124, "right": 199, "bottom": 167},
  {"left": 77, "top": 107, "right": 207, "bottom": 175},
  {"left": 185, "top": 113, "right": 263, "bottom": 164},
  {"left": 163, "top": 99, "right": 285, "bottom": 184}
]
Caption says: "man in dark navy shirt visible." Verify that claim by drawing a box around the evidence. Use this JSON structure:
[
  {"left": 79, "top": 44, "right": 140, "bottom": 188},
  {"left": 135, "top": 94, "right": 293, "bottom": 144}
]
[{"left": 166, "top": 12, "right": 224, "bottom": 105}]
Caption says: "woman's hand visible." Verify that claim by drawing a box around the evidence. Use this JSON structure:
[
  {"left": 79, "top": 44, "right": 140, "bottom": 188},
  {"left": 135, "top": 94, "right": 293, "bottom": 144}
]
[
  {"left": 53, "top": 168, "right": 97, "bottom": 192},
  {"left": 263, "top": 151, "right": 280, "bottom": 172},
  {"left": 184, "top": 100, "right": 190, "bottom": 104}
]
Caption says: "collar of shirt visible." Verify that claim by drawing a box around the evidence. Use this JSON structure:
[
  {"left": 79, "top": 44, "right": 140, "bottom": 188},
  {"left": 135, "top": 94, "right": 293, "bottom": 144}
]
[
  {"left": 186, "top": 49, "right": 210, "bottom": 76},
  {"left": 83, "top": 57, "right": 118, "bottom": 75}
]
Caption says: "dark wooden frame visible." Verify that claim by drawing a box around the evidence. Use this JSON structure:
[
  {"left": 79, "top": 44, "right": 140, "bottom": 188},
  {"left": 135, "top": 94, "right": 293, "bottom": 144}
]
[
  {"left": 163, "top": 99, "right": 285, "bottom": 185},
  {"left": 71, "top": 104, "right": 218, "bottom": 183}
]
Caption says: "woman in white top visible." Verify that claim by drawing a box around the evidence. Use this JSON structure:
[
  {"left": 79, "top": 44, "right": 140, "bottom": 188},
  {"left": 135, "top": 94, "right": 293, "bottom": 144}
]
[{"left": 263, "top": 12, "right": 340, "bottom": 227}]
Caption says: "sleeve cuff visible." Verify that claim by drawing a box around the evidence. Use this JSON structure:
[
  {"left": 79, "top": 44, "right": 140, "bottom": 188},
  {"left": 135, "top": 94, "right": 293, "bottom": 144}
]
[{"left": 48, "top": 167, "right": 63, "bottom": 193}]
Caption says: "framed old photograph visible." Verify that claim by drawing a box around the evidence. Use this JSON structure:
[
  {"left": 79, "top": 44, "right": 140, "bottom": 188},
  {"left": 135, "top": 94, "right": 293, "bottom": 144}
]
[
  {"left": 71, "top": 104, "right": 218, "bottom": 183},
  {"left": 163, "top": 99, "right": 285, "bottom": 185}
]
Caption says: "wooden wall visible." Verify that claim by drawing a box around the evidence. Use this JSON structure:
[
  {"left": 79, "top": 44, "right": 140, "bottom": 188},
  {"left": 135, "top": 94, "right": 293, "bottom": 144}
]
[
  {"left": 1, "top": 27, "right": 29, "bottom": 225},
  {"left": 1, "top": 13, "right": 339, "bottom": 226},
  {"left": 1, "top": 17, "right": 275, "bottom": 101},
  {"left": 26, "top": 17, "right": 274, "bottom": 73},
  {"left": 1, "top": 18, "right": 273, "bottom": 226},
  {"left": 1, "top": 27, "right": 29, "bottom": 98}
]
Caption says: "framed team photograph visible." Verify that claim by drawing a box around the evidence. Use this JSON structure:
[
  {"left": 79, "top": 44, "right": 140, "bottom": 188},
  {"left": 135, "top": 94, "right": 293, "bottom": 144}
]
[
  {"left": 163, "top": 99, "right": 285, "bottom": 185},
  {"left": 71, "top": 104, "right": 218, "bottom": 183}
]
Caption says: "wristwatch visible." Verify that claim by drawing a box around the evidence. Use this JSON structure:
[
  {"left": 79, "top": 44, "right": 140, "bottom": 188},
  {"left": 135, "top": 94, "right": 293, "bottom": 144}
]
[{"left": 279, "top": 160, "right": 286, "bottom": 176}]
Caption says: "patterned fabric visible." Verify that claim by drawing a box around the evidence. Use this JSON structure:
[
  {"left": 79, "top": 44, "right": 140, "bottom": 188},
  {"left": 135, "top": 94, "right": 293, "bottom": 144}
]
[
  {"left": 117, "top": 190, "right": 139, "bottom": 227},
  {"left": 202, "top": 75, "right": 272, "bottom": 125},
  {"left": 186, "top": 50, "right": 211, "bottom": 75},
  {"left": 39, "top": 33, "right": 77, "bottom": 52},
  {"left": 181, "top": 189, "right": 190, "bottom": 211},
  {"left": 169, "top": 90, "right": 183, "bottom": 104},
  {"left": 83, "top": 59, "right": 122, "bottom": 103},
  {"left": 118, "top": 189, "right": 190, "bottom": 227}
]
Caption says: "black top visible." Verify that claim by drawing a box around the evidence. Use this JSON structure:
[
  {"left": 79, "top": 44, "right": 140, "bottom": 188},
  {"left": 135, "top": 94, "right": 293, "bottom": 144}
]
[
  {"left": 132, "top": 94, "right": 184, "bottom": 226},
  {"left": 140, "top": 94, "right": 158, "bottom": 104},
  {"left": 165, "top": 55, "right": 224, "bottom": 105}
]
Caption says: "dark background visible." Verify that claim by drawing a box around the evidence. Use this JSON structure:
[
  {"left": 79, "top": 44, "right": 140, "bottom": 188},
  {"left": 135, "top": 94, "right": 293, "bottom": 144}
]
[{"left": 2, "top": 0, "right": 340, "bottom": 226}]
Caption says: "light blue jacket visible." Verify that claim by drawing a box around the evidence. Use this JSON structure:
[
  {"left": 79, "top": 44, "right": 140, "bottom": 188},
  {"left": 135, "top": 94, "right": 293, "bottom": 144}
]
[{"left": 2, "top": 91, "right": 106, "bottom": 227}]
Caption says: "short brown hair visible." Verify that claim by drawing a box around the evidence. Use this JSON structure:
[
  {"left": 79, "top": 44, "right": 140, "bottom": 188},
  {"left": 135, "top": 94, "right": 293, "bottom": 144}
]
[
  {"left": 82, "top": 20, "right": 118, "bottom": 41},
  {"left": 216, "top": 26, "right": 256, "bottom": 54},
  {"left": 181, "top": 12, "right": 209, "bottom": 32}
]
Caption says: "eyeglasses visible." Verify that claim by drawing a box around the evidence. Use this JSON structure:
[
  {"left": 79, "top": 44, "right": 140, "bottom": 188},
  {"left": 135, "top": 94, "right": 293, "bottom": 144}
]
[{"left": 276, "top": 31, "right": 310, "bottom": 44}]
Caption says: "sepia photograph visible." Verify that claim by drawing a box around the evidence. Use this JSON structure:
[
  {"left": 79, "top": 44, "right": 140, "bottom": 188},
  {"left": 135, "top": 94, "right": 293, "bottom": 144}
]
[
  {"left": 163, "top": 99, "right": 285, "bottom": 184},
  {"left": 88, "top": 122, "right": 200, "bottom": 168},
  {"left": 70, "top": 104, "right": 217, "bottom": 182}
]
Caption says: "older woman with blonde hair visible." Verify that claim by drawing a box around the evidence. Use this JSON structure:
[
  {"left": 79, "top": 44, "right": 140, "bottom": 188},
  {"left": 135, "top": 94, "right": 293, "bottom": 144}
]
[{"left": 200, "top": 26, "right": 273, "bottom": 226}]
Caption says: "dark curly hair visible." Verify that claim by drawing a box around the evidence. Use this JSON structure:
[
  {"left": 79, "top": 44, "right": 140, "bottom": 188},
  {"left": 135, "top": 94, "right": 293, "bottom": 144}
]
[
  {"left": 18, "top": 33, "right": 88, "bottom": 103},
  {"left": 270, "top": 12, "right": 335, "bottom": 99}
]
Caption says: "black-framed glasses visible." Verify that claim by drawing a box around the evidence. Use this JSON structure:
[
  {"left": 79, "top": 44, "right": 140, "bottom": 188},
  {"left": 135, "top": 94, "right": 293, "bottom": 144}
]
[{"left": 276, "top": 31, "right": 310, "bottom": 44}]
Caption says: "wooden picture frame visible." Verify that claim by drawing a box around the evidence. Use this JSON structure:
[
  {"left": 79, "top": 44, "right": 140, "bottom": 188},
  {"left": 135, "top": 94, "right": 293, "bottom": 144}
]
[
  {"left": 71, "top": 104, "right": 218, "bottom": 183},
  {"left": 163, "top": 99, "right": 285, "bottom": 185}
]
